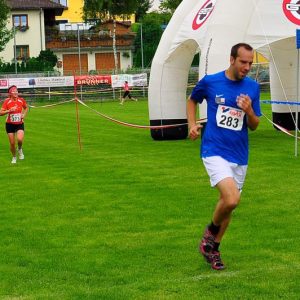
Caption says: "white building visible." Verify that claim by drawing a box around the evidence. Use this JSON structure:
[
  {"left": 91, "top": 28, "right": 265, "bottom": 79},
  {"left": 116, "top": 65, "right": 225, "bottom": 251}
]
[
  {"left": 1, "top": 0, "right": 65, "bottom": 64},
  {"left": 1, "top": 0, "right": 136, "bottom": 75}
]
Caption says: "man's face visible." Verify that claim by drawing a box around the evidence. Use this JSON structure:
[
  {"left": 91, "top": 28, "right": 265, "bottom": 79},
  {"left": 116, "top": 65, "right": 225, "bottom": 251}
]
[
  {"left": 9, "top": 86, "right": 18, "bottom": 98},
  {"left": 230, "top": 47, "right": 254, "bottom": 80}
]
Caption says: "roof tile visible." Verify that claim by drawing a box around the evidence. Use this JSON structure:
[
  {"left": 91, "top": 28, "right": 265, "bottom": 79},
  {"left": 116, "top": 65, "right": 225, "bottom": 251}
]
[{"left": 6, "top": 0, "right": 66, "bottom": 10}]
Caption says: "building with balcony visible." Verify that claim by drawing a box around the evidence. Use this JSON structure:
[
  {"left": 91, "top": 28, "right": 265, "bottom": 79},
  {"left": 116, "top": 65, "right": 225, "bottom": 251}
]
[
  {"left": 1, "top": 0, "right": 136, "bottom": 75},
  {"left": 50, "top": 0, "right": 136, "bottom": 74},
  {"left": 1, "top": 0, "right": 65, "bottom": 64},
  {"left": 46, "top": 20, "right": 136, "bottom": 75}
]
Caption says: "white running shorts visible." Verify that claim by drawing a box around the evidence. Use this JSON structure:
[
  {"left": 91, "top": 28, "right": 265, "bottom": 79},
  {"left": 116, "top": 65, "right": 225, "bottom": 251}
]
[{"left": 202, "top": 156, "right": 248, "bottom": 190}]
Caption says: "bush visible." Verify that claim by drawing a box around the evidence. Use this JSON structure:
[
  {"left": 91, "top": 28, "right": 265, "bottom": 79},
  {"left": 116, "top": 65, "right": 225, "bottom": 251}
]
[{"left": 0, "top": 50, "right": 58, "bottom": 73}]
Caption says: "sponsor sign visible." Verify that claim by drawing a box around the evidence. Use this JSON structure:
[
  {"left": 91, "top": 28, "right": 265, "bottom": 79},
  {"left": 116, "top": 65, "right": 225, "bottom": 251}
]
[
  {"left": 75, "top": 75, "right": 112, "bottom": 86},
  {"left": 34, "top": 76, "right": 74, "bottom": 87},
  {"left": 0, "top": 79, "right": 8, "bottom": 88},
  {"left": 0, "top": 76, "right": 74, "bottom": 89},
  {"left": 0, "top": 73, "right": 146, "bottom": 89},
  {"left": 283, "top": 0, "right": 300, "bottom": 25},
  {"left": 111, "top": 73, "right": 147, "bottom": 88},
  {"left": 192, "top": 0, "right": 215, "bottom": 30}
]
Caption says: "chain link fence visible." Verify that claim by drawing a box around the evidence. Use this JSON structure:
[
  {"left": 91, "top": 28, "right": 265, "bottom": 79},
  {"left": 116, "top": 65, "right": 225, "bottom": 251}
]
[{"left": 0, "top": 64, "right": 270, "bottom": 104}]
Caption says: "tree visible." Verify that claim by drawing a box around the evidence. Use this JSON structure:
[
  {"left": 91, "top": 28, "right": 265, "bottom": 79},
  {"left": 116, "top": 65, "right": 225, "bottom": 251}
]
[
  {"left": 83, "top": 0, "right": 139, "bottom": 73},
  {"left": 38, "top": 49, "right": 58, "bottom": 69},
  {"left": 135, "top": 0, "right": 153, "bottom": 22},
  {"left": 0, "top": 0, "right": 13, "bottom": 53},
  {"left": 159, "top": 0, "right": 182, "bottom": 13},
  {"left": 133, "top": 12, "right": 171, "bottom": 68}
]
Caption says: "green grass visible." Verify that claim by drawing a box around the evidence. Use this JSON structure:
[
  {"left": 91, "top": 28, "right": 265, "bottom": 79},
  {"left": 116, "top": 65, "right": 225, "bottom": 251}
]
[{"left": 0, "top": 96, "right": 299, "bottom": 299}]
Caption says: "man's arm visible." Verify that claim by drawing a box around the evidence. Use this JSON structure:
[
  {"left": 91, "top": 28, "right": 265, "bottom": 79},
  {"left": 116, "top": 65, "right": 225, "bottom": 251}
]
[
  {"left": 246, "top": 110, "right": 260, "bottom": 131},
  {"left": 236, "top": 94, "right": 260, "bottom": 131},
  {"left": 187, "top": 96, "right": 202, "bottom": 140}
]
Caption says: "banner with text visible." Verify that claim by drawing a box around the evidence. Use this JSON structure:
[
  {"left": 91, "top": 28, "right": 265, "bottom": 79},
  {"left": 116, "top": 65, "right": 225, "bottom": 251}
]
[
  {"left": 0, "top": 76, "right": 74, "bottom": 90},
  {"left": 111, "top": 73, "right": 148, "bottom": 88},
  {"left": 0, "top": 73, "right": 147, "bottom": 90},
  {"left": 75, "top": 75, "right": 112, "bottom": 86}
]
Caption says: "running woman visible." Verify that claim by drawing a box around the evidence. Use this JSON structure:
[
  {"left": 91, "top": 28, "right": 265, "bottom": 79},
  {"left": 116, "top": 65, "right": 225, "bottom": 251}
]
[
  {"left": 0, "top": 85, "right": 28, "bottom": 164},
  {"left": 120, "top": 81, "right": 137, "bottom": 104}
]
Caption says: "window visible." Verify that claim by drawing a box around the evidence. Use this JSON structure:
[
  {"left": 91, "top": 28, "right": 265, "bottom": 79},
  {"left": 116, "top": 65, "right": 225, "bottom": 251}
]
[
  {"left": 12, "top": 15, "right": 28, "bottom": 28},
  {"left": 52, "top": 0, "right": 67, "bottom": 6},
  {"left": 16, "top": 45, "right": 30, "bottom": 60}
]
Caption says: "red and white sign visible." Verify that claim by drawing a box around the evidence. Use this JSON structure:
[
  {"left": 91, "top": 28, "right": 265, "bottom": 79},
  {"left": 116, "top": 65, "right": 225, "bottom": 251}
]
[
  {"left": 283, "top": 0, "right": 300, "bottom": 25},
  {"left": 0, "top": 79, "right": 8, "bottom": 88},
  {"left": 75, "top": 75, "right": 112, "bottom": 86},
  {"left": 192, "top": 0, "right": 215, "bottom": 30}
]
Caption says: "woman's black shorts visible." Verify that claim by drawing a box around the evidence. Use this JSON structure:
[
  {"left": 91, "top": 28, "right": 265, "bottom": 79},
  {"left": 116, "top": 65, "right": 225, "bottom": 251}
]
[
  {"left": 123, "top": 91, "right": 131, "bottom": 99},
  {"left": 6, "top": 123, "right": 24, "bottom": 133}
]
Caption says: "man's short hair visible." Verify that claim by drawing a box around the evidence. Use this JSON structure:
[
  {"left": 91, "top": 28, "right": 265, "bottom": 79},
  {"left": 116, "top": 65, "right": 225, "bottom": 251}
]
[{"left": 231, "top": 43, "right": 253, "bottom": 59}]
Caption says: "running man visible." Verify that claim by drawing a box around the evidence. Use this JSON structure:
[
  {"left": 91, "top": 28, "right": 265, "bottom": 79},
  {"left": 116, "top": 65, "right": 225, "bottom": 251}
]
[
  {"left": 0, "top": 85, "right": 28, "bottom": 164},
  {"left": 187, "top": 43, "right": 261, "bottom": 270}
]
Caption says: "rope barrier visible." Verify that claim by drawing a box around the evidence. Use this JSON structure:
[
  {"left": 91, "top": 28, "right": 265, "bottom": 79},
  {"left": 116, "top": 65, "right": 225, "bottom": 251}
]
[
  {"left": 29, "top": 99, "right": 74, "bottom": 108},
  {"left": 75, "top": 98, "right": 300, "bottom": 140},
  {"left": 76, "top": 98, "right": 207, "bottom": 129},
  {"left": 262, "top": 112, "right": 300, "bottom": 140},
  {"left": 27, "top": 97, "right": 207, "bottom": 129},
  {"left": 26, "top": 97, "right": 299, "bottom": 138}
]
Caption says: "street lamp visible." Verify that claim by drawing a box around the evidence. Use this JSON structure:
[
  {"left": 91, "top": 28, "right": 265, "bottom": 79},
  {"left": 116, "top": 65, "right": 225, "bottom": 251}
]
[
  {"left": 77, "top": 23, "right": 84, "bottom": 101},
  {"left": 140, "top": 23, "right": 145, "bottom": 97},
  {"left": 77, "top": 23, "right": 83, "bottom": 76},
  {"left": 13, "top": 26, "right": 17, "bottom": 74},
  {"left": 140, "top": 23, "right": 144, "bottom": 70}
]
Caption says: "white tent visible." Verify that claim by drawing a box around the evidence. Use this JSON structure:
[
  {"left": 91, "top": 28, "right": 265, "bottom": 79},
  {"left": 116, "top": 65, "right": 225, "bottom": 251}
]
[{"left": 148, "top": 0, "right": 300, "bottom": 140}]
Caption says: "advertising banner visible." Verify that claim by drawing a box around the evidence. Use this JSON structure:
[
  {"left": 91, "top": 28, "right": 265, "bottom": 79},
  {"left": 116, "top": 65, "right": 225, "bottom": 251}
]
[
  {"left": 111, "top": 73, "right": 147, "bottom": 88},
  {"left": 0, "top": 73, "right": 146, "bottom": 89},
  {"left": 0, "top": 76, "right": 74, "bottom": 89},
  {"left": 75, "top": 75, "right": 112, "bottom": 86}
]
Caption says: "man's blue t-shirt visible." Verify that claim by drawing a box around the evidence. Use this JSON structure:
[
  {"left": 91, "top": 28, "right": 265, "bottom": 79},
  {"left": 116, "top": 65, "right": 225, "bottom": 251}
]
[{"left": 191, "top": 70, "right": 261, "bottom": 165}]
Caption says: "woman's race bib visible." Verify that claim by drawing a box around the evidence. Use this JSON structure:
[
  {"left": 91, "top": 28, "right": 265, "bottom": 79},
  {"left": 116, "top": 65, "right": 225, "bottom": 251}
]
[
  {"left": 9, "top": 113, "right": 22, "bottom": 123},
  {"left": 216, "top": 105, "right": 245, "bottom": 131}
]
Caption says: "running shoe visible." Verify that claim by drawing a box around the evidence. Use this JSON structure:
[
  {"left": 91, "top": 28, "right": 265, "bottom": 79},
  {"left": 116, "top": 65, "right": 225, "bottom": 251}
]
[
  {"left": 199, "top": 226, "right": 215, "bottom": 263},
  {"left": 210, "top": 251, "right": 225, "bottom": 270},
  {"left": 18, "top": 149, "right": 24, "bottom": 160},
  {"left": 11, "top": 157, "right": 17, "bottom": 164}
]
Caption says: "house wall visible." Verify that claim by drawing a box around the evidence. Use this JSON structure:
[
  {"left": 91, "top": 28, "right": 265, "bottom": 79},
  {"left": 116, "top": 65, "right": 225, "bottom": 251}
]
[
  {"left": 56, "top": 0, "right": 135, "bottom": 23},
  {"left": 56, "top": 0, "right": 83, "bottom": 23},
  {"left": 120, "top": 51, "right": 132, "bottom": 70},
  {"left": 49, "top": 22, "right": 135, "bottom": 73},
  {"left": 254, "top": 51, "right": 268, "bottom": 63},
  {"left": 0, "top": 10, "right": 45, "bottom": 63},
  {"left": 55, "top": 50, "right": 132, "bottom": 74}
]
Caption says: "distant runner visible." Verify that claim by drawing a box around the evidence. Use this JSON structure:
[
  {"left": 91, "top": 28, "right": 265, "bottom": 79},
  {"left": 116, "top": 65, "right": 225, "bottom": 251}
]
[
  {"left": 0, "top": 85, "right": 28, "bottom": 164},
  {"left": 120, "top": 81, "right": 137, "bottom": 104}
]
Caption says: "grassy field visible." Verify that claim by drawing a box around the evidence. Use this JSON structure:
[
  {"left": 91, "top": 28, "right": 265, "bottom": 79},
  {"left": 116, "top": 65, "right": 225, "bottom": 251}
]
[{"left": 0, "top": 96, "right": 299, "bottom": 299}]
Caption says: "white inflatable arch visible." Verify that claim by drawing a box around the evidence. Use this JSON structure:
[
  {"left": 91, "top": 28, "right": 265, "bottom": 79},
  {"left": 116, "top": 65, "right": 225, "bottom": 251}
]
[{"left": 148, "top": 0, "right": 300, "bottom": 140}]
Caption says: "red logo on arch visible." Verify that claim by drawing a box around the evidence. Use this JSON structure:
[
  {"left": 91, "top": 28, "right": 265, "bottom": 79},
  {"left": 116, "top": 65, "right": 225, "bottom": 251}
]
[
  {"left": 192, "top": 0, "right": 215, "bottom": 30},
  {"left": 283, "top": 0, "right": 300, "bottom": 25}
]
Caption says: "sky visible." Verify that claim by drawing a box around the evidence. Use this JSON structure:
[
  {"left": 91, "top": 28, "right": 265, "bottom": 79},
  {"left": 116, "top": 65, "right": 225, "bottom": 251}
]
[{"left": 149, "top": 0, "right": 161, "bottom": 11}]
